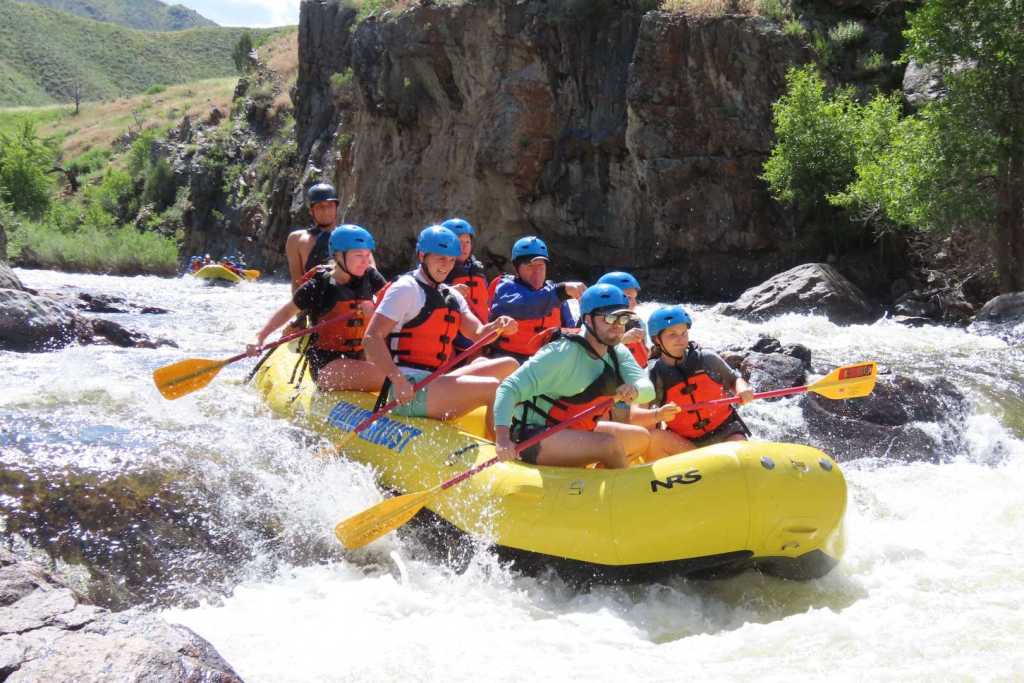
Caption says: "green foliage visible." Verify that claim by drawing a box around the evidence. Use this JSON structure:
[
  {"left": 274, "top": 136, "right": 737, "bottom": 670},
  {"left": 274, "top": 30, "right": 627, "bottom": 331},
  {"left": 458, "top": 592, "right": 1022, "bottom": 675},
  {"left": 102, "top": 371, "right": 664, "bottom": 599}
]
[
  {"left": 10, "top": 220, "right": 177, "bottom": 274},
  {"left": 757, "top": 0, "right": 786, "bottom": 22},
  {"left": 14, "top": 0, "right": 216, "bottom": 31},
  {"left": 761, "top": 66, "right": 859, "bottom": 210},
  {"left": 828, "top": 21, "right": 866, "bottom": 48},
  {"left": 66, "top": 147, "right": 111, "bottom": 176},
  {"left": 857, "top": 51, "right": 887, "bottom": 73},
  {"left": 330, "top": 69, "right": 354, "bottom": 92},
  {"left": 144, "top": 84, "right": 167, "bottom": 96},
  {"left": 783, "top": 18, "right": 805, "bottom": 38},
  {"left": 0, "top": 0, "right": 278, "bottom": 106},
  {"left": 810, "top": 29, "right": 833, "bottom": 65},
  {"left": 0, "top": 119, "right": 55, "bottom": 217},
  {"left": 142, "top": 158, "right": 176, "bottom": 212},
  {"left": 233, "top": 32, "right": 254, "bottom": 74}
]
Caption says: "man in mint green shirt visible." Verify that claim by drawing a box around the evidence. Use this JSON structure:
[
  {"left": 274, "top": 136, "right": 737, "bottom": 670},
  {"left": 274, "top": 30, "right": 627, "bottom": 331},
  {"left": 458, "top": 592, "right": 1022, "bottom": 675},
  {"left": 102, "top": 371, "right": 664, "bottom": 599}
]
[{"left": 493, "top": 284, "right": 655, "bottom": 469}]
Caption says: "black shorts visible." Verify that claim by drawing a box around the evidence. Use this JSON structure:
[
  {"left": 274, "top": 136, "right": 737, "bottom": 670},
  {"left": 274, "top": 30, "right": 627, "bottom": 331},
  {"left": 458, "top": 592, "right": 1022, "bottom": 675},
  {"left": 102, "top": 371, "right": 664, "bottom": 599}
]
[
  {"left": 305, "top": 347, "right": 360, "bottom": 381},
  {"left": 690, "top": 413, "right": 751, "bottom": 447},
  {"left": 509, "top": 421, "right": 546, "bottom": 464}
]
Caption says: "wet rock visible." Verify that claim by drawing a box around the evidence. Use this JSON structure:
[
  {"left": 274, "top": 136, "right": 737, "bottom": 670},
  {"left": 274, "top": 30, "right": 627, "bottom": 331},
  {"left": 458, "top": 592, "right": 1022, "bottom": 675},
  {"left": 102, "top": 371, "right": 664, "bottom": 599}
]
[
  {"left": 0, "top": 289, "right": 94, "bottom": 352},
  {"left": 893, "top": 281, "right": 975, "bottom": 323},
  {"left": 0, "top": 548, "right": 241, "bottom": 682},
  {"left": 891, "top": 314, "right": 935, "bottom": 328},
  {"left": 0, "top": 289, "right": 176, "bottom": 352},
  {"left": 46, "top": 289, "right": 170, "bottom": 315},
  {"left": 716, "top": 263, "right": 878, "bottom": 324},
  {"left": 740, "top": 352, "right": 806, "bottom": 393},
  {"left": 969, "top": 292, "right": 1024, "bottom": 344},
  {"left": 0, "top": 261, "right": 23, "bottom": 291},
  {"left": 802, "top": 373, "right": 970, "bottom": 462}
]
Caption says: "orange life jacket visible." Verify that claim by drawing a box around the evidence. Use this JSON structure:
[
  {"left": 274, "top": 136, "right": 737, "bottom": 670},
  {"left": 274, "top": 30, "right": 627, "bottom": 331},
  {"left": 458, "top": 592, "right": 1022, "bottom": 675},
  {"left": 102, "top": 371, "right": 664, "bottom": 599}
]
[
  {"left": 625, "top": 340, "right": 649, "bottom": 367},
  {"left": 298, "top": 265, "right": 376, "bottom": 354},
  {"left": 448, "top": 257, "right": 489, "bottom": 324},
  {"left": 512, "top": 336, "right": 621, "bottom": 433},
  {"left": 388, "top": 278, "right": 463, "bottom": 371},
  {"left": 651, "top": 343, "right": 735, "bottom": 438},
  {"left": 490, "top": 276, "right": 562, "bottom": 359}
]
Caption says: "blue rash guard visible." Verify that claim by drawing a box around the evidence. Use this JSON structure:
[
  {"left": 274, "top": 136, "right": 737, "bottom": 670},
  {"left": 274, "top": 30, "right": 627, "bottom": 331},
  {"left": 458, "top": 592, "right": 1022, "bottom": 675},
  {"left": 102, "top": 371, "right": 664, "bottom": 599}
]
[{"left": 488, "top": 277, "right": 576, "bottom": 326}]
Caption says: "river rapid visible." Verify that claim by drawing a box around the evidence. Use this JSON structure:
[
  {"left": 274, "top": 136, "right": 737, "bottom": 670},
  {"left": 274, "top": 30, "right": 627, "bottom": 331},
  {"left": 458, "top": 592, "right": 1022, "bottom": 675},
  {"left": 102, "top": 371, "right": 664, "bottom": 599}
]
[{"left": 3, "top": 268, "right": 1023, "bottom": 682}]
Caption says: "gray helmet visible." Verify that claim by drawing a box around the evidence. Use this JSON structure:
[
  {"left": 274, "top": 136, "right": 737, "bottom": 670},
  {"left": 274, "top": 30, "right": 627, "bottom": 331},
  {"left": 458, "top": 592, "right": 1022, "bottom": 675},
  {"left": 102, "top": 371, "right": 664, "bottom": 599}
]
[{"left": 307, "top": 183, "right": 338, "bottom": 207}]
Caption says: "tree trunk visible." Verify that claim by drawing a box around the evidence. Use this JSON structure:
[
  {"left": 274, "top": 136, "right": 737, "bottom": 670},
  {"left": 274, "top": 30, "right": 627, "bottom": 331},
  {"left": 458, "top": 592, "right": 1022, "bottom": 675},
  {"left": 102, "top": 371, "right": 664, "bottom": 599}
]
[{"left": 995, "top": 152, "right": 1024, "bottom": 293}]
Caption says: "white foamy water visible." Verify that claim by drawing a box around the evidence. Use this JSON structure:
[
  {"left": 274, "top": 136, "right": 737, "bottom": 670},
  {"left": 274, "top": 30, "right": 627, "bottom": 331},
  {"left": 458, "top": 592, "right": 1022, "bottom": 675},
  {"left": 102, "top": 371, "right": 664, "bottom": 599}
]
[{"left": 4, "top": 269, "right": 1024, "bottom": 681}]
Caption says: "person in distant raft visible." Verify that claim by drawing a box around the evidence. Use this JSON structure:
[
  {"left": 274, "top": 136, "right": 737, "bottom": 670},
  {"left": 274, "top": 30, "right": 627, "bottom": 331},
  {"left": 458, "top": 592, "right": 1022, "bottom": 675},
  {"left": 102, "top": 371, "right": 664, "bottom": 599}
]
[
  {"left": 629, "top": 305, "right": 754, "bottom": 460},
  {"left": 493, "top": 284, "right": 654, "bottom": 469},
  {"left": 362, "top": 225, "right": 519, "bottom": 427},
  {"left": 285, "top": 183, "right": 340, "bottom": 292},
  {"left": 488, "top": 236, "right": 585, "bottom": 363},
  {"left": 247, "top": 225, "right": 387, "bottom": 392},
  {"left": 596, "top": 271, "right": 649, "bottom": 367}
]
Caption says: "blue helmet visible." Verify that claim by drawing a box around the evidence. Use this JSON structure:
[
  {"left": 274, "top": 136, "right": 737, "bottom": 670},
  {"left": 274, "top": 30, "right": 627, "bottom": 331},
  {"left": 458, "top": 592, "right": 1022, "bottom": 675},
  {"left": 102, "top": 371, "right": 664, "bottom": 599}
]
[
  {"left": 441, "top": 218, "right": 475, "bottom": 237},
  {"left": 597, "top": 271, "right": 641, "bottom": 292},
  {"left": 511, "top": 236, "right": 549, "bottom": 262},
  {"left": 647, "top": 305, "right": 693, "bottom": 338},
  {"left": 329, "top": 224, "right": 375, "bottom": 253},
  {"left": 416, "top": 225, "right": 461, "bottom": 257},
  {"left": 580, "top": 283, "right": 631, "bottom": 316}
]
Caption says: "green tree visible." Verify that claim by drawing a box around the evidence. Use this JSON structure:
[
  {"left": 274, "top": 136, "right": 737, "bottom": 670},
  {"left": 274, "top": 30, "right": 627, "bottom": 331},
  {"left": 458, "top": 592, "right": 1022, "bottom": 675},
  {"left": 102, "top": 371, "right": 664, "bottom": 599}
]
[
  {"left": 233, "top": 32, "right": 254, "bottom": 74},
  {"left": 761, "top": 66, "right": 860, "bottom": 214},
  {"left": 0, "top": 120, "right": 53, "bottom": 218}
]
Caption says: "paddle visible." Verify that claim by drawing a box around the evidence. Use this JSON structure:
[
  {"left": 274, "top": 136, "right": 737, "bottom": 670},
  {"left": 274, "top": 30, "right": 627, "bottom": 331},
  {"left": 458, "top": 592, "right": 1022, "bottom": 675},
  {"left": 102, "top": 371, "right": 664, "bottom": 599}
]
[
  {"left": 333, "top": 330, "right": 501, "bottom": 448},
  {"left": 152, "top": 312, "right": 354, "bottom": 400},
  {"left": 679, "top": 361, "right": 878, "bottom": 413},
  {"left": 335, "top": 397, "right": 615, "bottom": 549},
  {"left": 242, "top": 269, "right": 261, "bottom": 280}
]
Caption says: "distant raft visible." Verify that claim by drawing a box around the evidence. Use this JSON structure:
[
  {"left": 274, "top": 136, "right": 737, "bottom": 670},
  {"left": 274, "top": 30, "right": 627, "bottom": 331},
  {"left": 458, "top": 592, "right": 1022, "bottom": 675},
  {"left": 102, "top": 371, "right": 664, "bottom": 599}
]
[
  {"left": 192, "top": 264, "right": 245, "bottom": 284},
  {"left": 255, "top": 343, "right": 847, "bottom": 582}
]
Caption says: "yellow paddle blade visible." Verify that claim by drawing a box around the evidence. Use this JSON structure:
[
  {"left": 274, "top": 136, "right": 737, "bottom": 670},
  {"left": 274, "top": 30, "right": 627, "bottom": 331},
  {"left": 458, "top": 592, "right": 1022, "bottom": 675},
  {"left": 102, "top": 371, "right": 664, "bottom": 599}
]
[
  {"left": 242, "top": 269, "right": 261, "bottom": 280},
  {"left": 152, "top": 358, "right": 230, "bottom": 400},
  {"left": 808, "top": 361, "right": 878, "bottom": 400},
  {"left": 335, "top": 486, "right": 441, "bottom": 549}
]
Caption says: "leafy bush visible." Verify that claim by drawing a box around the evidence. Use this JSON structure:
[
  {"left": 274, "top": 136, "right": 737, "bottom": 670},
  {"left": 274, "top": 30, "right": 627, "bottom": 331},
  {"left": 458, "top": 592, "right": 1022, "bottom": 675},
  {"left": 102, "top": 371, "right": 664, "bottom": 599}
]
[
  {"left": 761, "top": 66, "right": 860, "bottom": 210},
  {"left": 828, "top": 21, "right": 866, "bottom": 48},
  {"left": 233, "top": 32, "right": 254, "bottom": 74},
  {"left": 783, "top": 18, "right": 805, "bottom": 37},
  {"left": 142, "top": 158, "right": 177, "bottom": 212},
  {"left": 66, "top": 147, "right": 112, "bottom": 177},
  {"left": 757, "top": 0, "right": 787, "bottom": 22},
  {"left": 144, "top": 84, "right": 167, "bottom": 96},
  {"left": 0, "top": 120, "right": 55, "bottom": 217},
  {"left": 12, "top": 221, "right": 177, "bottom": 274},
  {"left": 858, "top": 51, "right": 887, "bottom": 73}
]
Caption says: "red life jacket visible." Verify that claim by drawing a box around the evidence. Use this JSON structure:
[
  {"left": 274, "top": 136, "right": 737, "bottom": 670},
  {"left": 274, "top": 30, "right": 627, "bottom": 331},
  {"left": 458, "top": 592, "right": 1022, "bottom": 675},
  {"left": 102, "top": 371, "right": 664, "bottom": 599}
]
[
  {"left": 512, "top": 336, "right": 621, "bottom": 433},
  {"left": 298, "top": 265, "right": 376, "bottom": 354},
  {"left": 491, "top": 276, "right": 562, "bottom": 359},
  {"left": 448, "top": 257, "right": 489, "bottom": 324},
  {"left": 387, "top": 277, "right": 463, "bottom": 371},
  {"left": 651, "top": 343, "right": 735, "bottom": 439},
  {"left": 625, "top": 340, "right": 648, "bottom": 367}
]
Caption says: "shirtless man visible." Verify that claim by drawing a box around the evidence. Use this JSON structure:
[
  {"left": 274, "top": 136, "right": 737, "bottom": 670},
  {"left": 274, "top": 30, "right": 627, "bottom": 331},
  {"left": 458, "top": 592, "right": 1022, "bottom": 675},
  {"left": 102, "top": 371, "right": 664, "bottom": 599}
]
[{"left": 285, "top": 183, "right": 339, "bottom": 292}]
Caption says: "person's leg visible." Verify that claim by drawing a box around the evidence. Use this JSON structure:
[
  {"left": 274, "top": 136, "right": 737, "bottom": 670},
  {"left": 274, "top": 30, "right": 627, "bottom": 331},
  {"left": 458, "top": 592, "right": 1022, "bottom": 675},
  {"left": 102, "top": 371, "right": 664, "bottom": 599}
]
[
  {"left": 594, "top": 421, "right": 652, "bottom": 465},
  {"left": 446, "top": 356, "right": 518, "bottom": 380},
  {"left": 532, "top": 429, "right": 628, "bottom": 469},
  {"left": 425, "top": 374, "right": 501, "bottom": 421},
  {"left": 315, "top": 358, "right": 387, "bottom": 392},
  {"left": 646, "top": 428, "right": 696, "bottom": 462}
]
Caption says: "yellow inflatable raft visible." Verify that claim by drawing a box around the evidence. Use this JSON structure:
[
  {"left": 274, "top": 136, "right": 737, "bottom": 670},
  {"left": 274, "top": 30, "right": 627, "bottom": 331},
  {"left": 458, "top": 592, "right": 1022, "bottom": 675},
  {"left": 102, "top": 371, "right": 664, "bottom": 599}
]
[
  {"left": 255, "top": 344, "right": 847, "bottom": 581},
  {"left": 192, "top": 264, "right": 243, "bottom": 284}
]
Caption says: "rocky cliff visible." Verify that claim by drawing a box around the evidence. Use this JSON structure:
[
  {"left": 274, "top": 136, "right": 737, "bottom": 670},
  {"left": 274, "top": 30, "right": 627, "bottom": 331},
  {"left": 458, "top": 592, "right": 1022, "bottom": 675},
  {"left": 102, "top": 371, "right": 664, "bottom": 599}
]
[{"left": 180, "top": 0, "right": 914, "bottom": 300}]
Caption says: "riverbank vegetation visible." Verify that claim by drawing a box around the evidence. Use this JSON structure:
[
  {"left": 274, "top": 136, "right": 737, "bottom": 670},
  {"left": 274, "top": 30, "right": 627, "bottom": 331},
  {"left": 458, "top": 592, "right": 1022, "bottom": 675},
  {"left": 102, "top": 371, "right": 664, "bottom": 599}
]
[{"left": 763, "top": 0, "right": 1024, "bottom": 293}]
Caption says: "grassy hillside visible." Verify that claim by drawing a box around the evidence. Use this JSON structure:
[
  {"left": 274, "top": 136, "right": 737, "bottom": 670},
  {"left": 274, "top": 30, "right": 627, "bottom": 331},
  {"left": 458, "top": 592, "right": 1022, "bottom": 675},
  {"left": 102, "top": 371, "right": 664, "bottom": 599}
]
[
  {"left": 15, "top": 0, "right": 216, "bottom": 31},
  {"left": 0, "top": 0, "right": 282, "bottom": 107}
]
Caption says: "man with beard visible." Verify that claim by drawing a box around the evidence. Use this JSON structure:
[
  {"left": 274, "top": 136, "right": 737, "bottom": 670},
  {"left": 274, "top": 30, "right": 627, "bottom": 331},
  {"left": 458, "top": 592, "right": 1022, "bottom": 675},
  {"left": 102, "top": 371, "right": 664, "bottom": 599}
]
[{"left": 492, "top": 284, "right": 654, "bottom": 469}]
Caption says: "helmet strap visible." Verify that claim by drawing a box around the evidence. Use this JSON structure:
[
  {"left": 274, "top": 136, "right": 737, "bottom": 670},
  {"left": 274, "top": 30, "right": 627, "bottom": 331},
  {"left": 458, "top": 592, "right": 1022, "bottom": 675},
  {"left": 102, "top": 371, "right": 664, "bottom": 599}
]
[
  {"left": 583, "top": 315, "right": 614, "bottom": 350},
  {"left": 653, "top": 334, "right": 685, "bottom": 361},
  {"left": 419, "top": 256, "right": 444, "bottom": 287},
  {"left": 334, "top": 253, "right": 353, "bottom": 281}
]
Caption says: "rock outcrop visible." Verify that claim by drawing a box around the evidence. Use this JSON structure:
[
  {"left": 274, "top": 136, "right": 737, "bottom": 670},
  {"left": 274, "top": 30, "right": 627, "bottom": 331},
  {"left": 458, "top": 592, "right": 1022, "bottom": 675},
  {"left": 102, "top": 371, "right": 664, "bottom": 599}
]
[
  {"left": 0, "top": 548, "right": 241, "bottom": 682},
  {"left": 969, "top": 292, "right": 1024, "bottom": 343},
  {"left": 0, "top": 260, "right": 22, "bottom": 291},
  {"left": 0, "top": 288, "right": 174, "bottom": 352},
  {"left": 716, "top": 262, "right": 878, "bottom": 323}
]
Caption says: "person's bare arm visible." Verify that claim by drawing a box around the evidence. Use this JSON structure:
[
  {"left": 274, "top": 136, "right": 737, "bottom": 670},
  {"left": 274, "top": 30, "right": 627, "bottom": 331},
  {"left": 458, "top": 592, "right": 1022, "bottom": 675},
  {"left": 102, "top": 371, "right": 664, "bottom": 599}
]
[
  {"left": 458, "top": 310, "right": 517, "bottom": 342},
  {"left": 285, "top": 232, "right": 305, "bottom": 292},
  {"left": 363, "top": 314, "right": 415, "bottom": 403},
  {"left": 247, "top": 301, "right": 300, "bottom": 354}
]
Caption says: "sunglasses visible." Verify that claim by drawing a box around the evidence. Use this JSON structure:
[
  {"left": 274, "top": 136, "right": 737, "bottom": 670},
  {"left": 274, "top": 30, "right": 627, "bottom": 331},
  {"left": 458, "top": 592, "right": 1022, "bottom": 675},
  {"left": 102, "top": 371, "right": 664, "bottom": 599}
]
[{"left": 597, "top": 312, "right": 637, "bottom": 326}]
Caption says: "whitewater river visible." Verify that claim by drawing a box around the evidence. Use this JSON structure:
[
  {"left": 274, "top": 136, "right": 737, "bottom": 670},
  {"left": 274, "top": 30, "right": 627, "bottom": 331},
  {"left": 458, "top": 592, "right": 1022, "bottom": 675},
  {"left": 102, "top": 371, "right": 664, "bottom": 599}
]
[{"left": 3, "top": 269, "right": 1023, "bottom": 681}]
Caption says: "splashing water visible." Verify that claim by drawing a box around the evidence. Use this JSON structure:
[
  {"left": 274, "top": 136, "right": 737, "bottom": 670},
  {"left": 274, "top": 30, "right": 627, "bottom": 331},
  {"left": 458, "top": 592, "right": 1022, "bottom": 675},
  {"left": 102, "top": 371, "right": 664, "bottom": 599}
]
[{"left": 3, "top": 269, "right": 1023, "bottom": 679}]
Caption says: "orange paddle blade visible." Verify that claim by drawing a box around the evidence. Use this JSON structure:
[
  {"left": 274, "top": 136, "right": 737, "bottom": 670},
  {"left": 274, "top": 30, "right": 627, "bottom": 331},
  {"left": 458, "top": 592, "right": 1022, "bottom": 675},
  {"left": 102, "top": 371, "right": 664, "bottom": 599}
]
[
  {"left": 808, "top": 361, "right": 878, "bottom": 400},
  {"left": 335, "top": 486, "right": 441, "bottom": 549},
  {"left": 152, "top": 358, "right": 230, "bottom": 400}
]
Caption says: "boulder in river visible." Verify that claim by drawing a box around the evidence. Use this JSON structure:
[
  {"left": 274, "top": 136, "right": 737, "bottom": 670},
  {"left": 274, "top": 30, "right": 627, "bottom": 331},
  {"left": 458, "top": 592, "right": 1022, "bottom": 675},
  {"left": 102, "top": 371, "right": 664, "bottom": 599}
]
[
  {"left": 716, "top": 263, "right": 878, "bottom": 324},
  {"left": 0, "top": 261, "right": 22, "bottom": 291},
  {"left": 801, "top": 373, "right": 970, "bottom": 462},
  {"left": 740, "top": 352, "right": 806, "bottom": 393},
  {"left": 0, "top": 288, "right": 175, "bottom": 352},
  {"left": 0, "top": 547, "right": 241, "bottom": 682},
  {"left": 969, "top": 292, "right": 1024, "bottom": 344}
]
